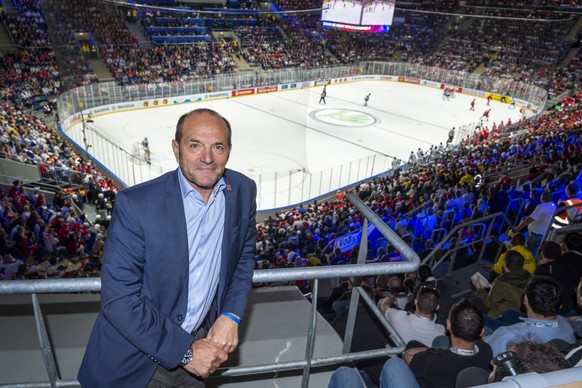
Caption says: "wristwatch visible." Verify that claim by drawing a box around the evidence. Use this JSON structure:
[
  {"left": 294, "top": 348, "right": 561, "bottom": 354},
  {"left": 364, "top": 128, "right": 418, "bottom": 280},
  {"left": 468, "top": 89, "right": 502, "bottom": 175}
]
[{"left": 180, "top": 348, "right": 193, "bottom": 365}]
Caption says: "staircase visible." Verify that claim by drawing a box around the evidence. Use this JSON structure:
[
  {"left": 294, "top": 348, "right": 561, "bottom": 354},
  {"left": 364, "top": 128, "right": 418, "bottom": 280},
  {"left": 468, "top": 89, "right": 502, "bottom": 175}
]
[
  {"left": 472, "top": 63, "right": 488, "bottom": 75},
  {"left": 127, "top": 21, "right": 153, "bottom": 49},
  {"left": 1, "top": 0, "right": 18, "bottom": 16},
  {"left": 231, "top": 53, "right": 255, "bottom": 72},
  {"left": 88, "top": 58, "right": 115, "bottom": 82},
  {"left": 560, "top": 46, "right": 580, "bottom": 68},
  {"left": 558, "top": 15, "right": 582, "bottom": 67},
  {"left": 0, "top": 0, "right": 19, "bottom": 51},
  {"left": 564, "top": 15, "right": 582, "bottom": 42},
  {"left": 0, "top": 20, "right": 17, "bottom": 51}
]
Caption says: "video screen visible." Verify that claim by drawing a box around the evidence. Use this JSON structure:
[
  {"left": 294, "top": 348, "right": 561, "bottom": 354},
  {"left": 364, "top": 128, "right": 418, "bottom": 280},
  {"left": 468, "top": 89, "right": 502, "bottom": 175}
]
[{"left": 321, "top": 0, "right": 395, "bottom": 33}]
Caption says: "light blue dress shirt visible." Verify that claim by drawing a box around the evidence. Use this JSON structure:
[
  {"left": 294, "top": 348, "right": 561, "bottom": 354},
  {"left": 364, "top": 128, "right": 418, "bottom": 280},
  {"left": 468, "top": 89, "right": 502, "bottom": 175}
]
[
  {"left": 177, "top": 167, "right": 226, "bottom": 333},
  {"left": 485, "top": 315, "right": 575, "bottom": 357}
]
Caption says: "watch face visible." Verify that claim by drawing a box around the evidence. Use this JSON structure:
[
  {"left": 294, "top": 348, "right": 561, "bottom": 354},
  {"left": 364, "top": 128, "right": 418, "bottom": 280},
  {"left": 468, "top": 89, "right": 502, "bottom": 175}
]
[{"left": 181, "top": 349, "right": 192, "bottom": 364}]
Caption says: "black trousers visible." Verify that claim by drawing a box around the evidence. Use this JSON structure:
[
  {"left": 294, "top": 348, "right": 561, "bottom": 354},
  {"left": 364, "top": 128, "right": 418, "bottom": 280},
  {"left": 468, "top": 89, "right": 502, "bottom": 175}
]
[{"left": 147, "top": 327, "right": 207, "bottom": 388}]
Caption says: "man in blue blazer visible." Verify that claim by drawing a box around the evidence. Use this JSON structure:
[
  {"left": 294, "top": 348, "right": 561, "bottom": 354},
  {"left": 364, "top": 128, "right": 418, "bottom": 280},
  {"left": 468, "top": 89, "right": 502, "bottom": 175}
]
[{"left": 78, "top": 108, "right": 257, "bottom": 387}]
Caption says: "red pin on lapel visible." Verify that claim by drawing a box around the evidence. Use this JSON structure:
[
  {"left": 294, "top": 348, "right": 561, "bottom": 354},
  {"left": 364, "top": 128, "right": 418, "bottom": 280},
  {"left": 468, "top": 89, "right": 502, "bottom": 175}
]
[{"left": 227, "top": 185, "right": 232, "bottom": 191}]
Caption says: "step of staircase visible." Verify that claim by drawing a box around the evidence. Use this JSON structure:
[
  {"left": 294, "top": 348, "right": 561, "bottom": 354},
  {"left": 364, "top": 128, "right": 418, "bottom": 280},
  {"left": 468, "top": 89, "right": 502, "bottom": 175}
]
[
  {"left": 88, "top": 58, "right": 114, "bottom": 81},
  {"left": 0, "top": 21, "right": 17, "bottom": 51},
  {"left": 127, "top": 21, "right": 153, "bottom": 48}
]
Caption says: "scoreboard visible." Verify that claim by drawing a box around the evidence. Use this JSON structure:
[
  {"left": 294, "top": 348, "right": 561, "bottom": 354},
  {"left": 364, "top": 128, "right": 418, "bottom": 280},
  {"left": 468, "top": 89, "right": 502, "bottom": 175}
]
[{"left": 321, "top": 0, "right": 395, "bottom": 33}]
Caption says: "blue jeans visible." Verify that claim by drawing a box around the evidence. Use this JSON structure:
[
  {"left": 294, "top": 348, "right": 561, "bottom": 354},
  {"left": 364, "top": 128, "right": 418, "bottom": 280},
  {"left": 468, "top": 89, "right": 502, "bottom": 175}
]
[
  {"left": 379, "top": 358, "right": 420, "bottom": 388},
  {"left": 526, "top": 231, "right": 544, "bottom": 259},
  {"left": 328, "top": 366, "right": 368, "bottom": 388}
]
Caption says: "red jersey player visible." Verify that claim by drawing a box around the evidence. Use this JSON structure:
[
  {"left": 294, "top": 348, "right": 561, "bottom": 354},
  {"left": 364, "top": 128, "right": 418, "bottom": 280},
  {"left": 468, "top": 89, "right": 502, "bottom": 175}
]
[
  {"left": 481, "top": 109, "right": 491, "bottom": 121},
  {"left": 470, "top": 99, "right": 475, "bottom": 110}
]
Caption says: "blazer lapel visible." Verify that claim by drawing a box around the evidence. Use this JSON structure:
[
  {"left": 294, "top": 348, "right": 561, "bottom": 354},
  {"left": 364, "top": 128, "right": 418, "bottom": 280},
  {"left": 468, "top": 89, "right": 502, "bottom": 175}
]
[
  {"left": 219, "top": 172, "right": 236, "bottom": 307},
  {"left": 164, "top": 170, "right": 190, "bottom": 290}
]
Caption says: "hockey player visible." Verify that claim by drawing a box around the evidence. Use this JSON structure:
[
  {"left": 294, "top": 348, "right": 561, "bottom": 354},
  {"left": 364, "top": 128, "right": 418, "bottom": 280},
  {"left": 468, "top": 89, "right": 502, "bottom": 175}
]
[
  {"left": 470, "top": 99, "right": 476, "bottom": 111},
  {"left": 487, "top": 94, "right": 492, "bottom": 105},
  {"left": 430, "top": 145, "right": 439, "bottom": 161},
  {"left": 447, "top": 127, "right": 455, "bottom": 144},
  {"left": 481, "top": 109, "right": 491, "bottom": 122},
  {"left": 409, "top": 151, "right": 417, "bottom": 164},
  {"left": 416, "top": 147, "right": 424, "bottom": 163},
  {"left": 391, "top": 157, "right": 400, "bottom": 171},
  {"left": 364, "top": 93, "right": 371, "bottom": 106},
  {"left": 141, "top": 137, "right": 151, "bottom": 163},
  {"left": 442, "top": 88, "right": 451, "bottom": 101},
  {"left": 438, "top": 142, "right": 445, "bottom": 155},
  {"left": 319, "top": 89, "right": 327, "bottom": 104}
]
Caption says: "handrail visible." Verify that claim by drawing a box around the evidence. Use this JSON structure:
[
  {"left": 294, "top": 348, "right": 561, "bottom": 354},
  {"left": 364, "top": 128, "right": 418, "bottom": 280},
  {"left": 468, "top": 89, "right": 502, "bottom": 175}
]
[
  {"left": 534, "top": 200, "right": 582, "bottom": 262},
  {"left": 546, "top": 222, "right": 582, "bottom": 243},
  {"left": 0, "top": 259, "right": 422, "bottom": 294},
  {"left": 0, "top": 193, "right": 419, "bottom": 388},
  {"left": 421, "top": 211, "right": 515, "bottom": 274}
]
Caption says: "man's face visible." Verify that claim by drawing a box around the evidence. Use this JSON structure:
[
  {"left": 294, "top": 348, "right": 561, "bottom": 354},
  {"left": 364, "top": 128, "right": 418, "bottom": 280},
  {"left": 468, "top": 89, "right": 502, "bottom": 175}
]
[{"left": 172, "top": 112, "right": 231, "bottom": 199}]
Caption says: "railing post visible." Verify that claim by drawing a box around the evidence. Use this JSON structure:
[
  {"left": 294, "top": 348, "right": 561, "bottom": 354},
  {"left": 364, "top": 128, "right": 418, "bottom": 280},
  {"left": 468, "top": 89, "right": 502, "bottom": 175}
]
[
  {"left": 274, "top": 172, "right": 278, "bottom": 209},
  {"left": 288, "top": 170, "right": 292, "bottom": 207},
  {"left": 301, "top": 279, "right": 318, "bottom": 388},
  {"left": 32, "top": 294, "right": 59, "bottom": 388}
]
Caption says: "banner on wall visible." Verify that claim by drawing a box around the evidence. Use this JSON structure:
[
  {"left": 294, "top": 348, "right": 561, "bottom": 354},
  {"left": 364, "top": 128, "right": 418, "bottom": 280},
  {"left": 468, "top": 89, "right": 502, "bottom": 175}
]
[
  {"left": 204, "top": 91, "right": 230, "bottom": 100},
  {"left": 232, "top": 88, "right": 256, "bottom": 97},
  {"left": 257, "top": 86, "right": 278, "bottom": 94},
  {"left": 333, "top": 229, "right": 361, "bottom": 254},
  {"left": 399, "top": 77, "right": 420, "bottom": 84},
  {"left": 486, "top": 93, "right": 512, "bottom": 104},
  {"left": 440, "top": 84, "right": 463, "bottom": 93}
]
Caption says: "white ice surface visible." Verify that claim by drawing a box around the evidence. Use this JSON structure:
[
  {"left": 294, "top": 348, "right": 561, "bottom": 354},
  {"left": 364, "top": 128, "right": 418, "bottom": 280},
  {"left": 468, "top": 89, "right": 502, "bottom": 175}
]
[{"left": 77, "top": 81, "right": 528, "bottom": 210}]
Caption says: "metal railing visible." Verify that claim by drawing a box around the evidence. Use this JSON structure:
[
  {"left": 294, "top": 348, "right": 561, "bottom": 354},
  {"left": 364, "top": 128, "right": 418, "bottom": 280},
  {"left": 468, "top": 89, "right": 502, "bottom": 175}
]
[
  {"left": 534, "top": 200, "right": 582, "bottom": 262},
  {"left": 0, "top": 193, "right": 419, "bottom": 388},
  {"left": 421, "top": 211, "right": 516, "bottom": 277}
]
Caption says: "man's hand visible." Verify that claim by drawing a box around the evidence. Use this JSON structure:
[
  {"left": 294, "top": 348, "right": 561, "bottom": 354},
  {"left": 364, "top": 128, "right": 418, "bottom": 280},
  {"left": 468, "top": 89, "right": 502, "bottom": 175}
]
[
  {"left": 182, "top": 339, "right": 228, "bottom": 378},
  {"left": 471, "top": 277, "right": 482, "bottom": 290},
  {"left": 378, "top": 295, "right": 397, "bottom": 314},
  {"left": 206, "top": 314, "right": 239, "bottom": 353}
]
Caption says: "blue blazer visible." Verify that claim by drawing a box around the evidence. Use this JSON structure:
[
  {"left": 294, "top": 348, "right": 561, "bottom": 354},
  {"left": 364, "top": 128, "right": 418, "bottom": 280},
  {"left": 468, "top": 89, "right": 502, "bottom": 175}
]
[{"left": 78, "top": 169, "right": 257, "bottom": 387}]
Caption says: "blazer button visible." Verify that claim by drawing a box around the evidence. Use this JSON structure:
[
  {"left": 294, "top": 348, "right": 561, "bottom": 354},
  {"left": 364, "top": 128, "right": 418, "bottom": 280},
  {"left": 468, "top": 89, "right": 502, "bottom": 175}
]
[{"left": 177, "top": 314, "right": 184, "bottom": 322}]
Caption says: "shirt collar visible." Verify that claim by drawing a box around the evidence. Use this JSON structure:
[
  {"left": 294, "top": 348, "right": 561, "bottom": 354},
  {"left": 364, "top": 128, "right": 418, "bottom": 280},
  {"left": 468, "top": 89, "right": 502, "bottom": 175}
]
[
  {"left": 520, "top": 316, "right": 560, "bottom": 328},
  {"left": 177, "top": 167, "right": 226, "bottom": 200}
]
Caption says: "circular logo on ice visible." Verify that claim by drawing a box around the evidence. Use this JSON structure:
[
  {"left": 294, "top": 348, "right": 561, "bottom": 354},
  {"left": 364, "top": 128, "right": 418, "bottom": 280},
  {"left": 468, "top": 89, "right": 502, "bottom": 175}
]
[{"left": 311, "top": 109, "right": 378, "bottom": 127}]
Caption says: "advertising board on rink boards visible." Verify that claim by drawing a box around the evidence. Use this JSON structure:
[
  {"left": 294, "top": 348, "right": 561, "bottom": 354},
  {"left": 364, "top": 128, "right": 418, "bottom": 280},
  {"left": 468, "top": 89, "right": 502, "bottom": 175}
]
[{"left": 70, "top": 74, "right": 520, "bottom": 133}]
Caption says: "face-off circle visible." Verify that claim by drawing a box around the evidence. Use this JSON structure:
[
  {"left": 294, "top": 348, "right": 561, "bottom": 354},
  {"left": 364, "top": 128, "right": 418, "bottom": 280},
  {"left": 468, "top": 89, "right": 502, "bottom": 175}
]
[{"left": 310, "top": 109, "right": 379, "bottom": 127}]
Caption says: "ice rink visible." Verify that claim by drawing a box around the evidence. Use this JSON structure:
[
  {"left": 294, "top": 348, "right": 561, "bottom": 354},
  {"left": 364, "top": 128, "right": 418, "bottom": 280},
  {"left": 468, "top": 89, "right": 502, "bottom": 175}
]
[{"left": 76, "top": 81, "right": 528, "bottom": 210}]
